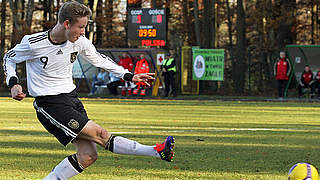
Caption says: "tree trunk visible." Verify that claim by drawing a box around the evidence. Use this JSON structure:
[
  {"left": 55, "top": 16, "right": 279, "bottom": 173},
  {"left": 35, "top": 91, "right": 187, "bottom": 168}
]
[
  {"left": 275, "top": 0, "right": 296, "bottom": 50},
  {"left": 193, "top": 0, "right": 201, "bottom": 46},
  {"left": 182, "top": 0, "right": 195, "bottom": 45},
  {"left": 48, "top": 0, "right": 55, "bottom": 23},
  {"left": 202, "top": 0, "right": 214, "bottom": 48},
  {"left": 152, "top": 0, "right": 157, "bottom": 8},
  {"left": 226, "top": 0, "right": 233, "bottom": 46},
  {"left": 26, "top": 0, "right": 34, "bottom": 33},
  {"left": 1, "top": 0, "right": 6, "bottom": 54},
  {"left": 232, "top": 0, "right": 246, "bottom": 94},
  {"left": 9, "top": 0, "right": 23, "bottom": 46},
  {"left": 255, "top": 0, "right": 268, "bottom": 92},
  {"left": 105, "top": 0, "right": 113, "bottom": 43},
  {"left": 212, "top": 0, "right": 216, "bottom": 48},
  {"left": 0, "top": 0, "right": 6, "bottom": 87},
  {"left": 311, "top": 0, "right": 317, "bottom": 44},
  {"left": 43, "top": 0, "right": 48, "bottom": 25},
  {"left": 95, "top": 0, "right": 103, "bottom": 46}
]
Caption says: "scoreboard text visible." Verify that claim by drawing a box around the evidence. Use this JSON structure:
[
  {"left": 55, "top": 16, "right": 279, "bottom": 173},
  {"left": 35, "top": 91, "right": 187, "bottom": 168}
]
[{"left": 128, "top": 8, "right": 167, "bottom": 47}]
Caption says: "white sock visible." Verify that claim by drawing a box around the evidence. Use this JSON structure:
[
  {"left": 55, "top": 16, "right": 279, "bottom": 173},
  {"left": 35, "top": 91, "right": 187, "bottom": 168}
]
[
  {"left": 43, "top": 154, "right": 83, "bottom": 180},
  {"left": 42, "top": 172, "right": 57, "bottom": 180},
  {"left": 110, "top": 136, "right": 160, "bottom": 158}
]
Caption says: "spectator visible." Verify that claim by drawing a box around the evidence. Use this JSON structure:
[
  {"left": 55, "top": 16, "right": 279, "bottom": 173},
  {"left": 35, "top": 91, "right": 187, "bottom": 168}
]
[
  {"left": 89, "top": 68, "right": 108, "bottom": 95},
  {"left": 161, "top": 53, "right": 177, "bottom": 97},
  {"left": 274, "top": 51, "right": 292, "bottom": 98},
  {"left": 298, "top": 65, "right": 315, "bottom": 98},
  {"left": 118, "top": 53, "right": 134, "bottom": 96},
  {"left": 133, "top": 54, "right": 150, "bottom": 96},
  {"left": 107, "top": 72, "right": 121, "bottom": 95},
  {"left": 312, "top": 69, "right": 320, "bottom": 98}
]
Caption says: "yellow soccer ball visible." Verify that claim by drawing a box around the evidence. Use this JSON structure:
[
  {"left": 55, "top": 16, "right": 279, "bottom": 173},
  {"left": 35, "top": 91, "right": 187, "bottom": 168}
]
[{"left": 288, "top": 163, "right": 319, "bottom": 180}]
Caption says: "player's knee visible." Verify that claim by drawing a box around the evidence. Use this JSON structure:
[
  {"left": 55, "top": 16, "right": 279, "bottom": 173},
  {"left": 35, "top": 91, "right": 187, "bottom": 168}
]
[
  {"left": 97, "top": 128, "right": 109, "bottom": 140},
  {"left": 77, "top": 152, "right": 98, "bottom": 168}
]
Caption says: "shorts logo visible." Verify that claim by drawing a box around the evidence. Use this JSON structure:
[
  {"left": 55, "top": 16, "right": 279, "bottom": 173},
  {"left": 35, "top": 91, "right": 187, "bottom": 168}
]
[
  {"left": 70, "top": 52, "right": 78, "bottom": 63},
  {"left": 68, "top": 119, "right": 79, "bottom": 129}
]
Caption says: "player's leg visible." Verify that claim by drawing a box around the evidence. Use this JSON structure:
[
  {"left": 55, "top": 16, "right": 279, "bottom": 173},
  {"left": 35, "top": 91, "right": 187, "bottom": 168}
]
[
  {"left": 317, "top": 82, "right": 320, "bottom": 97},
  {"left": 34, "top": 92, "right": 95, "bottom": 179},
  {"left": 169, "top": 71, "right": 176, "bottom": 96},
  {"left": 283, "top": 80, "right": 288, "bottom": 97},
  {"left": 133, "top": 83, "right": 140, "bottom": 95},
  {"left": 90, "top": 74, "right": 98, "bottom": 95},
  {"left": 43, "top": 139, "right": 97, "bottom": 180},
  {"left": 127, "top": 82, "right": 132, "bottom": 96},
  {"left": 164, "top": 74, "right": 170, "bottom": 97},
  {"left": 298, "top": 84, "right": 303, "bottom": 97},
  {"left": 73, "top": 138, "right": 98, "bottom": 168},
  {"left": 78, "top": 120, "right": 175, "bottom": 162},
  {"left": 121, "top": 83, "right": 126, "bottom": 96},
  {"left": 140, "top": 84, "right": 146, "bottom": 96}
]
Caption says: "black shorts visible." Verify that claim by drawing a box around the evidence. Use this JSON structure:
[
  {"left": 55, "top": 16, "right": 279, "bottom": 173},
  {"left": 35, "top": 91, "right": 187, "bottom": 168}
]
[{"left": 33, "top": 89, "right": 89, "bottom": 146}]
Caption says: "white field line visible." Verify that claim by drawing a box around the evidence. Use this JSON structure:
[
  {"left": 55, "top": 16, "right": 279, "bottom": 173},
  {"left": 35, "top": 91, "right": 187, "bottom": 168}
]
[
  {"left": 111, "top": 127, "right": 320, "bottom": 134},
  {"left": 3, "top": 126, "right": 320, "bottom": 134}
]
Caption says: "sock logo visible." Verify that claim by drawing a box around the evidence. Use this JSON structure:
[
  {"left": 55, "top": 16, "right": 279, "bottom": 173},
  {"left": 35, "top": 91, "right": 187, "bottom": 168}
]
[{"left": 68, "top": 119, "right": 79, "bottom": 129}]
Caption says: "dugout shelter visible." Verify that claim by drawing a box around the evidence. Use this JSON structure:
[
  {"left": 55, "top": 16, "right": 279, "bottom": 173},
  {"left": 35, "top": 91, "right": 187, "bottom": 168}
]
[
  {"left": 285, "top": 45, "right": 320, "bottom": 97},
  {"left": 73, "top": 48, "right": 166, "bottom": 96}
]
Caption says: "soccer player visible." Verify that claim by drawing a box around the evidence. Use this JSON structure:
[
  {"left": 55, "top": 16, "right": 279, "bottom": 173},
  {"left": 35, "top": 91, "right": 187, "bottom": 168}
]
[{"left": 3, "top": 1, "right": 175, "bottom": 179}]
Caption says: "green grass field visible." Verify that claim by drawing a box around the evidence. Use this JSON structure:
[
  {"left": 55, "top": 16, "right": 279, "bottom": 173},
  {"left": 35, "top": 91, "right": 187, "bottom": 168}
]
[{"left": 1, "top": 97, "right": 320, "bottom": 180}]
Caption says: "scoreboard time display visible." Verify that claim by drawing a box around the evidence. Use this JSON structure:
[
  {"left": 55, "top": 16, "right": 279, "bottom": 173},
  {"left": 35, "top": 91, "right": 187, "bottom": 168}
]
[{"left": 128, "top": 8, "right": 167, "bottom": 46}]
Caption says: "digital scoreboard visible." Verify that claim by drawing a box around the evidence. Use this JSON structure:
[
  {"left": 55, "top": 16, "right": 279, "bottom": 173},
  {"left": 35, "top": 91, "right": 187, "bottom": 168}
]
[{"left": 128, "top": 8, "right": 167, "bottom": 46}]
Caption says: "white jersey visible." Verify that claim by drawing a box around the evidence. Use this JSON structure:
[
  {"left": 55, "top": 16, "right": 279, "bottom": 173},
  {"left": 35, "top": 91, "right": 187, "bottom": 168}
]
[{"left": 3, "top": 30, "right": 129, "bottom": 97}]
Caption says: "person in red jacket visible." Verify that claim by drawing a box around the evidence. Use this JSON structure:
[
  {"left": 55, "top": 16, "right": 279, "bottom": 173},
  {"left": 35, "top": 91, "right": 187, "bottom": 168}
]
[
  {"left": 133, "top": 54, "right": 150, "bottom": 96},
  {"left": 118, "top": 53, "right": 134, "bottom": 96},
  {"left": 312, "top": 69, "right": 320, "bottom": 98},
  {"left": 274, "top": 51, "right": 292, "bottom": 98},
  {"left": 298, "top": 65, "right": 315, "bottom": 98}
]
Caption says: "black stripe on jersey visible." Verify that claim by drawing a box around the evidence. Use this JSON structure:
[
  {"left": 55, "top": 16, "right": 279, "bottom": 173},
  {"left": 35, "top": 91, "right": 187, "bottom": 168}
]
[
  {"left": 3, "top": 50, "right": 17, "bottom": 77},
  {"left": 29, "top": 36, "right": 47, "bottom": 44},
  {"left": 3, "top": 50, "right": 15, "bottom": 77},
  {"left": 100, "top": 53, "right": 119, "bottom": 66},
  {"left": 3, "top": 58, "right": 7, "bottom": 76},
  {"left": 29, "top": 34, "right": 47, "bottom": 42},
  {"left": 28, "top": 32, "right": 47, "bottom": 41},
  {"left": 6, "top": 50, "right": 16, "bottom": 58},
  {"left": 29, "top": 33, "right": 48, "bottom": 44}
]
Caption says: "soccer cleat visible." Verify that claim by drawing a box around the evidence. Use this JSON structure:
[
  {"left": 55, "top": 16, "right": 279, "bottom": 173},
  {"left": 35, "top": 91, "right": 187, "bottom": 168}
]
[{"left": 154, "top": 136, "right": 175, "bottom": 162}]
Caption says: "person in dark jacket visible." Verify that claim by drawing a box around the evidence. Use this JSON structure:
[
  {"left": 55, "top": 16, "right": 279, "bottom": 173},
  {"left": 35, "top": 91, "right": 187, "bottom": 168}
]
[
  {"left": 298, "top": 65, "right": 315, "bottom": 98},
  {"left": 274, "top": 51, "right": 292, "bottom": 98},
  {"left": 312, "top": 69, "right": 320, "bottom": 98}
]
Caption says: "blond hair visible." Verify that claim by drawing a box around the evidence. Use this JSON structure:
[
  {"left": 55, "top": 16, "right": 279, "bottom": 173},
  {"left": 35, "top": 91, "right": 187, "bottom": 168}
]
[{"left": 58, "top": 1, "right": 92, "bottom": 24}]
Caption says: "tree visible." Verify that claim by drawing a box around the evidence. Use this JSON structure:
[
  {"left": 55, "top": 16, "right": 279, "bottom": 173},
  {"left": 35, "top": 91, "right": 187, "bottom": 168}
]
[
  {"left": 193, "top": 0, "right": 201, "bottom": 46},
  {"left": 202, "top": 0, "right": 215, "bottom": 48},
  {"left": 232, "top": 0, "right": 246, "bottom": 94},
  {"left": 0, "top": 0, "right": 7, "bottom": 88}
]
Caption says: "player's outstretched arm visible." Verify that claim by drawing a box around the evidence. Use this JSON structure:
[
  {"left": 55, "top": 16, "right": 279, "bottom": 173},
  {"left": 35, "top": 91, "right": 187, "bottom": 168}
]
[
  {"left": 132, "top": 73, "right": 155, "bottom": 87},
  {"left": 11, "top": 84, "right": 26, "bottom": 101}
]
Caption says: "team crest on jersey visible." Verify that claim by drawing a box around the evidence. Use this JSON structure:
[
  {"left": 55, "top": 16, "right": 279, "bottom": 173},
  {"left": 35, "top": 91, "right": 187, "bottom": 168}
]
[
  {"left": 68, "top": 119, "right": 79, "bottom": 129},
  {"left": 70, "top": 52, "right": 78, "bottom": 63}
]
